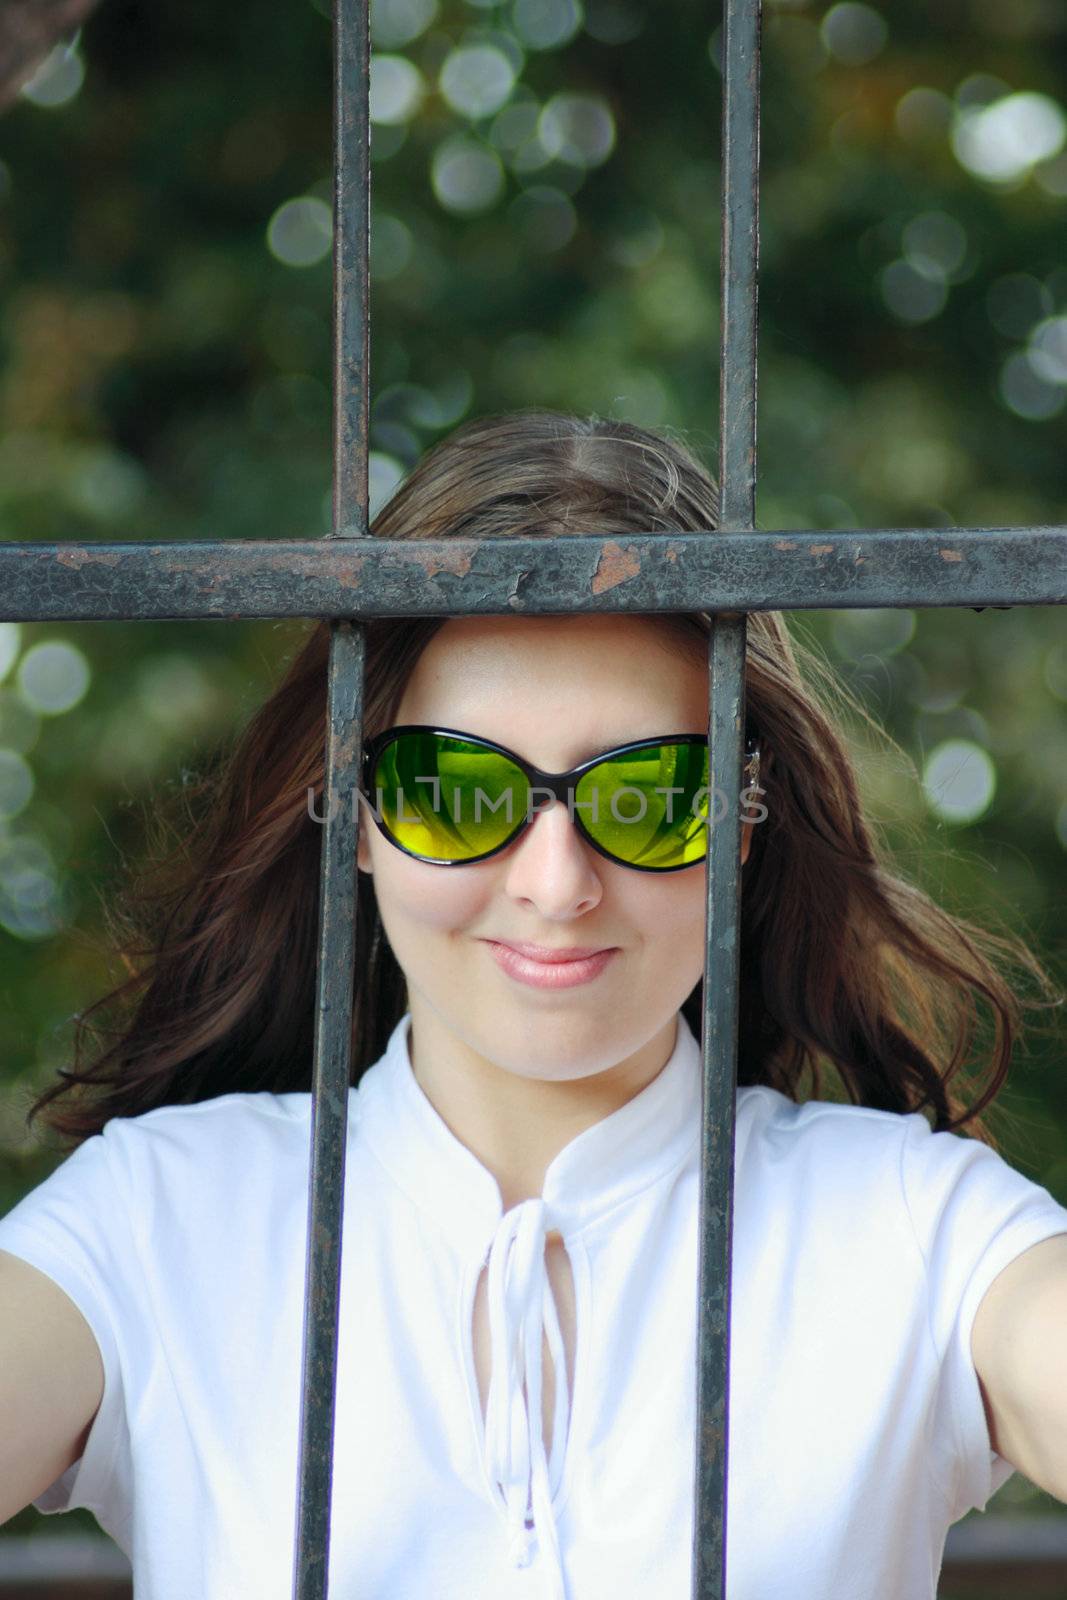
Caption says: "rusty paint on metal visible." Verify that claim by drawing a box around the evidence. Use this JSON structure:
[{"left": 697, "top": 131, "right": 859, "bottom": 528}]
[
  {"left": 591, "top": 540, "right": 642, "bottom": 594},
  {"left": 54, "top": 547, "right": 122, "bottom": 569},
  {"left": 394, "top": 545, "right": 474, "bottom": 579},
  {"left": 332, "top": 559, "right": 365, "bottom": 589}
]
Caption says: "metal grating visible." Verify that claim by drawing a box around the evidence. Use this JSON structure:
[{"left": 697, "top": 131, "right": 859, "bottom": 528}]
[{"left": 0, "top": 2, "right": 1065, "bottom": 1597}]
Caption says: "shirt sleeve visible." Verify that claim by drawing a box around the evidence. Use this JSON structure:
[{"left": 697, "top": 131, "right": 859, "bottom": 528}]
[
  {"left": 899, "top": 1110, "right": 1067, "bottom": 1521},
  {"left": 0, "top": 1121, "right": 135, "bottom": 1534}
]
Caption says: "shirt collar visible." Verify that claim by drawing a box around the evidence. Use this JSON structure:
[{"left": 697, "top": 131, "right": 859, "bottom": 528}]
[{"left": 357, "top": 1008, "right": 703, "bottom": 1255}]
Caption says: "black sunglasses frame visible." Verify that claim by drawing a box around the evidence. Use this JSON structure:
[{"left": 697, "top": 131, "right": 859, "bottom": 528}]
[{"left": 358, "top": 724, "right": 762, "bottom": 873}]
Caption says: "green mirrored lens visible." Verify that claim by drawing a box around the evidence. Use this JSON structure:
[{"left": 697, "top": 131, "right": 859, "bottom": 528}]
[
  {"left": 575, "top": 743, "right": 708, "bottom": 868},
  {"left": 371, "top": 733, "right": 528, "bottom": 861},
  {"left": 369, "top": 734, "right": 709, "bottom": 869}
]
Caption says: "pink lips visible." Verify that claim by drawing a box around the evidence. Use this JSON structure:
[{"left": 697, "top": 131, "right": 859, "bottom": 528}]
[{"left": 484, "top": 940, "right": 618, "bottom": 989}]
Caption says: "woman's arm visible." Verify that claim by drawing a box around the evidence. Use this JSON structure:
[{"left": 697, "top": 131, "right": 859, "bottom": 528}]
[
  {"left": 972, "top": 1232, "right": 1067, "bottom": 1503},
  {"left": 0, "top": 1248, "right": 104, "bottom": 1525}
]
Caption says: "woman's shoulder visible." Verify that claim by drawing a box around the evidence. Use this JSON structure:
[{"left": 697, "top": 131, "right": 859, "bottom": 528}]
[
  {"left": 99, "top": 1086, "right": 309, "bottom": 1145},
  {"left": 736, "top": 1082, "right": 1067, "bottom": 1248},
  {"left": 82, "top": 1087, "right": 364, "bottom": 1198},
  {"left": 734, "top": 1082, "right": 1005, "bottom": 1211},
  {"left": 737, "top": 1081, "right": 921, "bottom": 1154},
  {"left": 103, "top": 1085, "right": 359, "bottom": 1137}
]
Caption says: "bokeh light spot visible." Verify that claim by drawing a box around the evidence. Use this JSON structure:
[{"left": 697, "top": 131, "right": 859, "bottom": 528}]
[
  {"left": 584, "top": 1, "right": 643, "bottom": 44},
  {"left": 922, "top": 739, "right": 996, "bottom": 824},
  {"left": 16, "top": 642, "right": 91, "bottom": 716},
  {"left": 831, "top": 609, "right": 917, "bottom": 660},
  {"left": 511, "top": 0, "right": 583, "bottom": 51},
  {"left": 538, "top": 93, "right": 615, "bottom": 167},
  {"left": 0, "top": 690, "right": 40, "bottom": 756},
  {"left": 439, "top": 45, "right": 516, "bottom": 119},
  {"left": 370, "top": 0, "right": 439, "bottom": 49},
  {"left": 0, "top": 624, "right": 20, "bottom": 684},
  {"left": 894, "top": 87, "right": 953, "bottom": 141},
  {"left": 0, "top": 751, "right": 34, "bottom": 820},
  {"left": 953, "top": 91, "right": 1067, "bottom": 184},
  {"left": 137, "top": 656, "right": 218, "bottom": 730},
  {"left": 1027, "top": 316, "right": 1067, "bottom": 385},
  {"left": 999, "top": 351, "right": 1066, "bottom": 420},
  {"left": 880, "top": 259, "right": 948, "bottom": 323},
  {"left": 370, "top": 53, "right": 426, "bottom": 124},
  {"left": 267, "top": 197, "right": 333, "bottom": 267},
  {"left": 901, "top": 211, "right": 967, "bottom": 282},
  {"left": 820, "top": 3, "right": 887, "bottom": 66},
  {"left": 430, "top": 135, "right": 505, "bottom": 213}
]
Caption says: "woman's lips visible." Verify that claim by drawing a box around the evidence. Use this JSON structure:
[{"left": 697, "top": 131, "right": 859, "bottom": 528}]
[{"left": 484, "top": 940, "right": 618, "bottom": 989}]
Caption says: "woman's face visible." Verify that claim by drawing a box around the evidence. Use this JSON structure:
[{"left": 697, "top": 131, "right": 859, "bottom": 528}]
[{"left": 357, "top": 613, "right": 751, "bottom": 1086}]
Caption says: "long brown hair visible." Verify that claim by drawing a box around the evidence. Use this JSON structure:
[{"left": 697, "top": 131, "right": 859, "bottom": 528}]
[{"left": 25, "top": 409, "right": 1062, "bottom": 1150}]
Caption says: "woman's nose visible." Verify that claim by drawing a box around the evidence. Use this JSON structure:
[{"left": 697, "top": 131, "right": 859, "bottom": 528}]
[{"left": 501, "top": 799, "right": 604, "bottom": 913}]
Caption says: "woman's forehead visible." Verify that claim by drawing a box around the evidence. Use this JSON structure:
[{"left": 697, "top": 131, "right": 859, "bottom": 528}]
[
  {"left": 415, "top": 612, "right": 702, "bottom": 674},
  {"left": 394, "top": 614, "right": 708, "bottom": 752}
]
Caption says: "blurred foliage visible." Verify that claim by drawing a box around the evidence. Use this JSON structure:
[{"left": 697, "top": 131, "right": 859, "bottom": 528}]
[{"left": 0, "top": 0, "right": 1066, "bottom": 1543}]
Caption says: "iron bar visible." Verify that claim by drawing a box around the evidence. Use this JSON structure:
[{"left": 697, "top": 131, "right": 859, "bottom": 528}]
[
  {"left": 291, "top": 0, "right": 371, "bottom": 1596},
  {"left": 0, "top": 527, "right": 1062, "bottom": 622},
  {"left": 696, "top": 0, "right": 762, "bottom": 1593}
]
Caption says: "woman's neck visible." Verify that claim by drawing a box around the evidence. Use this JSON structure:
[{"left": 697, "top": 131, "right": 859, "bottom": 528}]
[{"left": 402, "top": 997, "right": 680, "bottom": 1212}]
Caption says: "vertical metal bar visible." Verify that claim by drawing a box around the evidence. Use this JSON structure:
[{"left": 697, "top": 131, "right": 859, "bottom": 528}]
[
  {"left": 291, "top": 0, "right": 371, "bottom": 1595},
  {"left": 694, "top": 0, "right": 761, "bottom": 1596},
  {"left": 332, "top": 0, "right": 371, "bottom": 538}
]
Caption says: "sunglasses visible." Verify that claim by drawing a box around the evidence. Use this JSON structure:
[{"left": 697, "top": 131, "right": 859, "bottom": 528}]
[{"left": 358, "top": 725, "right": 761, "bottom": 873}]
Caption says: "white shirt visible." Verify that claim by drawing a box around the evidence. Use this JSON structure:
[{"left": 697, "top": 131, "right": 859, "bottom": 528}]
[{"left": 2, "top": 1008, "right": 1067, "bottom": 1599}]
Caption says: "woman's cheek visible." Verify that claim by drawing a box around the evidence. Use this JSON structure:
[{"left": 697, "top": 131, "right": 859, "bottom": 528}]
[{"left": 377, "top": 855, "right": 494, "bottom": 935}]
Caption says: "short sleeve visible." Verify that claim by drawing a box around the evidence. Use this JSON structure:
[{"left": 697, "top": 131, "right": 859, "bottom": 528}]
[
  {"left": 900, "top": 1112, "right": 1067, "bottom": 1520},
  {"left": 0, "top": 1124, "right": 134, "bottom": 1531}
]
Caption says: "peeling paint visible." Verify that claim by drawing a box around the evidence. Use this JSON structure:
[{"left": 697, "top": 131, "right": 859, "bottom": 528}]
[
  {"left": 808, "top": 544, "right": 833, "bottom": 556},
  {"left": 939, "top": 549, "right": 963, "bottom": 563},
  {"left": 592, "top": 540, "right": 641, "bottom": 594},
  {"left": 54, "top": 548, "right": 122, "bottom": 569},
  {"left": 772, "top": 540, "right": 797, "bottom": 551},
  {"left": 394, "top": 544, "right": 474, "bottom": 579},
  {"left": 334, "top": 560, "right": 365, "bottom": 589}
]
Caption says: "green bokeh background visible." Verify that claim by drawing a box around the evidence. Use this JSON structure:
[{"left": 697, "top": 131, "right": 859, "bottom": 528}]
[{"left": 0, "top": 0, "right": 1065, "bottom": 1571}]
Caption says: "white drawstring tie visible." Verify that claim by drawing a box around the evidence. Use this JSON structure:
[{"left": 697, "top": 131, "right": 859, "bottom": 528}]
[{"left": 483, "top": 1197, "right": 570, "bottom": 1598}]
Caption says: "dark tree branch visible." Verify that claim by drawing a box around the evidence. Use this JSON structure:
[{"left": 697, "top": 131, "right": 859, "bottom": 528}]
[{"left": 0, "top": 0, "right": 102, "bottom": 113}]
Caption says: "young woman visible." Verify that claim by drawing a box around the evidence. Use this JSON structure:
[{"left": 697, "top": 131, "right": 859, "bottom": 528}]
[{"left": 1, "top": 409, "right": 1065, "bottom": 1599}]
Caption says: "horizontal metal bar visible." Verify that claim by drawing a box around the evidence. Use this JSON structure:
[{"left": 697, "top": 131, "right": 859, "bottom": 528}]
[
  {"left": 2, "top": 1517, "right": 1066, "bottom": 1591},
  {"left": 0, "top": 528, "right": 1063, "bottom": 621},
  {"left": 0, "top": 1538, "right": 133, "bottom": 1579},
  {"left": 8, "top": 1519, "right": 1067, "bottom": 1583},
  {"left": 944, "top": 1514, "right": 1067, "bottom": 1563}
]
